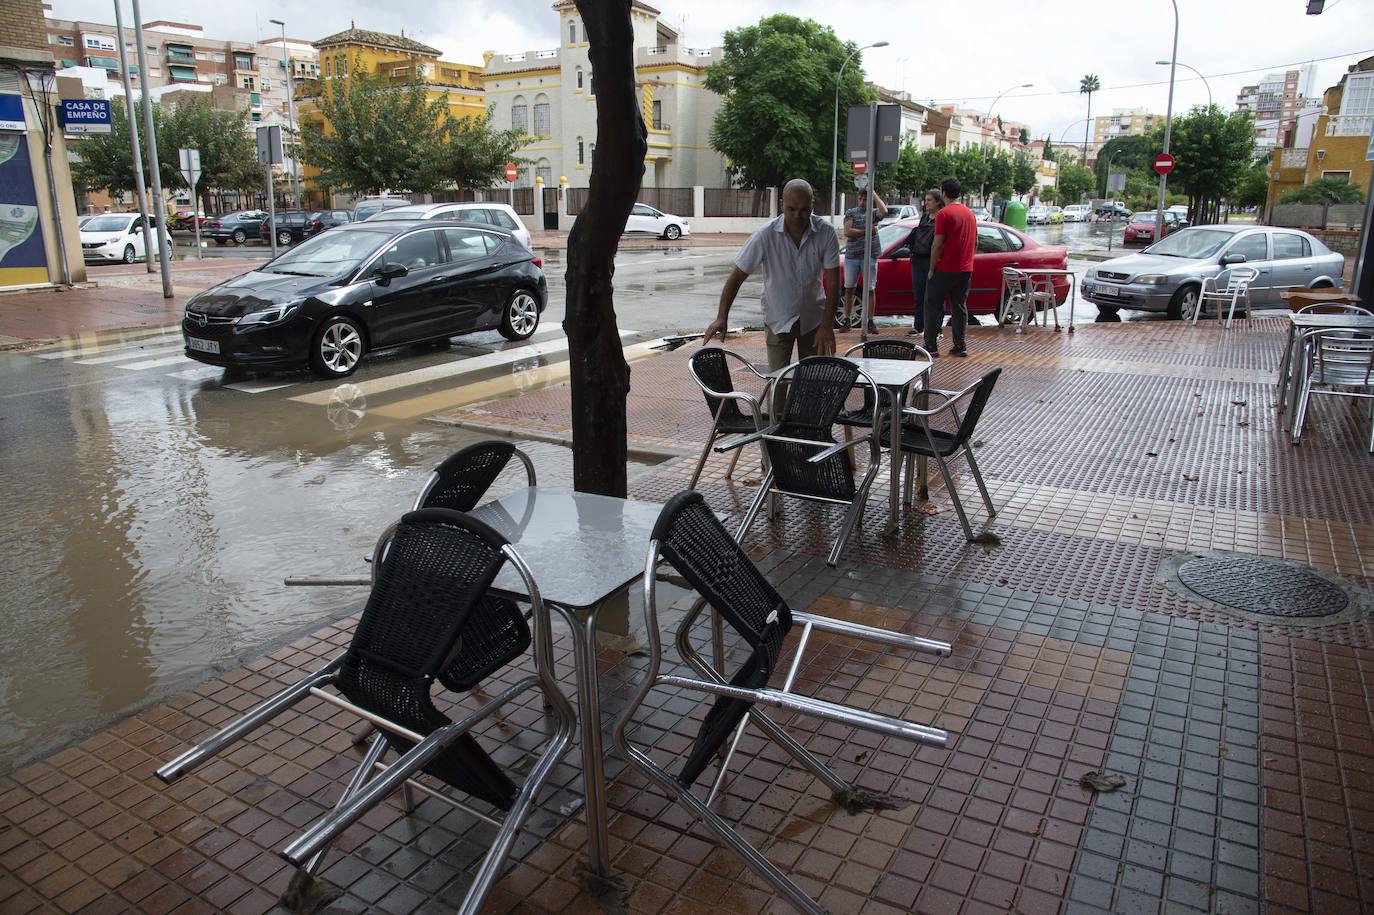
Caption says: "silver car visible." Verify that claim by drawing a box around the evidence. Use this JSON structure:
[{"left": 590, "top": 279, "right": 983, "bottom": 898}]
[{"left": 1082, "top": 225, "right": 1345, "bottom": 319}]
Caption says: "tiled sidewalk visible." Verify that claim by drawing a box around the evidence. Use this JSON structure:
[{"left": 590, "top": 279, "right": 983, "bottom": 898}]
[{"left": 3, "top": 318, "right": 1373, "bottom": 915}]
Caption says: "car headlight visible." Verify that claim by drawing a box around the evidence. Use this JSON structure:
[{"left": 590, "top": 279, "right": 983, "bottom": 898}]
[
  {"left": 1085, "top": 268, "right": 1098, "bottom": 279},
  {"left": 236, "top": 299, "right": 303, "bottom": 327},
  {"left": 1134, "top": 274, "right": 1169, "bottom": 285}
]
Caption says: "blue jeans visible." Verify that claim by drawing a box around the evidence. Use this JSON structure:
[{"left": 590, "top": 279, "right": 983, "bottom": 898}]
[{"left": 910, "top": 257, "right": 930, "bottom": 331}]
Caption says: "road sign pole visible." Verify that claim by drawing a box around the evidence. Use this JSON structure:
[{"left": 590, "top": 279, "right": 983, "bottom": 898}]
[
  {"left": 113, "top": 0, "right": 155, "bottom": 273},
  {"left": 860, "top": 102, "right": 877, "bottom": 342},
  {"left": 266, "top": 168, "right": 277, "bottom": 260},
  {"left": 191, "top": 166, "right": 202, "bottom": 258},
  {"left": 131, "top": 0, "right": 174, "bottom": 298}
]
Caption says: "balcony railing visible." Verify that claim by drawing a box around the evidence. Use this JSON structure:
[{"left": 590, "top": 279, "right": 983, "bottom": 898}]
[
  {"left": 166, "top": 50, "right": 196, "bottom": 65},
  {"left": 1280, "top": 147, "right": 1308, "bottom": 168},
  {"left": 1327, "top": 114, "right": 1374, "bottom": 137}
]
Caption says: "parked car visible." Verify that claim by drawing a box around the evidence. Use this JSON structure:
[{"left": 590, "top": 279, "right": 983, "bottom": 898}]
[
  {"left": 1026, "top": 205, "right": 1051, "bottom": 225},
  {"left": 1166, "top": 204, "right": 1191, "bottom": 227},
  {"left": 1062, "top": 204, "right": 1092, "bottom": 223},
  {"left": 1122, "top": 211, "right": 1174, "bottom": 246},
  {"left": 304, "top": 209, "right": 354, "bottom": 237},
  {"left": 1046, "top": 206, "right": 1064, "bottom": 224},
  {"left": 368, "top": 202, "right": 532, "bottom": 250},
  {"left": 1095, "top": 201, "right": 1131, "bottom": 219},
  {"left": 80, "top": 213, "right": 164, "bottom": 264},
  {"left": 624, "top": 202, "right": 691, "bottom": 240},
  {"left": 77, "top": 214, "right": 95, "bottom": 229},
  {"left": 258, "top": 211, "right": 311, "bottom": 246},
  {"left": 181, "top": 220, "right": 546, "bottom": 378},
  {"left": 169, "top": 210, "right": 206, "bottom": 230},
  {"left": 205, "top": 211, "right": 268, "bottom": 246},
  {"left": 353, "top": 196, "right": 411, "bottom": 222},
  {"left": 824, "top": 219, "right": 1070, "bottom": 317},
  {"left": 880, "top": 204, "right": 919, "bottom": 225},
  {"left": 970, "top": 206, "right": 992, "bottom": 222},
  {"left": 1081, "top": 225, "right": 1345, "bottom": 320}
]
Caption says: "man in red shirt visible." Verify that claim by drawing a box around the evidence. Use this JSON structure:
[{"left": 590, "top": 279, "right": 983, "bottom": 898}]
[{"left": 924, "top": 177, "right": 977, "bottom": 357}]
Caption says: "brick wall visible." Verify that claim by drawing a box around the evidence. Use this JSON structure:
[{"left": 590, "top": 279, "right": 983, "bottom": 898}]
[{"left": 0, "top": 0, "right": 49, "bottom": 55}]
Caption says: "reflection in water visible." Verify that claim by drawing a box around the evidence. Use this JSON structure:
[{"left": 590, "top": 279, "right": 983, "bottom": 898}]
[{"left": 0, "top": 365, "right": 654, "bottom": 771}]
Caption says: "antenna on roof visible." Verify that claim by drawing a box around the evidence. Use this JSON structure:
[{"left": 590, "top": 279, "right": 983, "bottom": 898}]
[{"left": 350, "top": 19, "right": 355, "bottom": 28}]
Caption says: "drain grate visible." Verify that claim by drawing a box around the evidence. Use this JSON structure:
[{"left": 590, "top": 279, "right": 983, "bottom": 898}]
[{"left": 1176, "top": 555, "right": 1349, "bottom": 618}]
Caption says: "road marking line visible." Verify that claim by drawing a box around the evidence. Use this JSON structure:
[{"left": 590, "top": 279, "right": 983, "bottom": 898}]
[
  {"left": 167, "top": 366, "right": 226, "bottom": 381},
  {"left": 288, "top": 332, "right": 632, "bottom": 406},
  {"left": 115, "top": 353, "right": 196, "bottom": 371},
  {"left": 224, "top": 378, "right": 297, "bottom": 394},
  {"left": 34, "top": 334, "right": 183, "bottom": 360},
  {"left": 70, "top": 343, "right": 188, "bottom": 365}
]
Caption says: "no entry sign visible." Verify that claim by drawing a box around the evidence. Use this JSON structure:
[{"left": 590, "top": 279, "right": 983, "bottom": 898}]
[
  {"left": 1153, "top": 153, "right": 1177, "bottom": 175},
  {"left": 853, "top": 160, "right": 867, "bottom": 174},
  {"left": 505, "top": 162, "right": 518, "bottom": 182}
]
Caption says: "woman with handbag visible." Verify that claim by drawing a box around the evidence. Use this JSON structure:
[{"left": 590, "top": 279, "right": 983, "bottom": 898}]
[{"left": 905, "top": 189, "right": 942, "bottom": 336}]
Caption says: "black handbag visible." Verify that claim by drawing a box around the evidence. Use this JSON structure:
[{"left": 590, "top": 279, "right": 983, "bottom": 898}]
[{"left": 907, "top": 217, "right": 935, "bottom": 258}]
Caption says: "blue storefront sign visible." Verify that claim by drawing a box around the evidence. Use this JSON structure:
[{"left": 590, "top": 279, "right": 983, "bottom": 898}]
[
  {"left": 60, "top": 98, "right": 112, "bottom": 135},
  {"left": 0, "top": 94, "right": 24, "bottom": 132},
  {"left": 0, "top": 127, "right": 50, "bottom": 287}
]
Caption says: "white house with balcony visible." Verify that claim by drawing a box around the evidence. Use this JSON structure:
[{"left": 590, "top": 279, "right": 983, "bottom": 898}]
[{"left": 481, "top": 0, "right": 729, "bottom": 191}]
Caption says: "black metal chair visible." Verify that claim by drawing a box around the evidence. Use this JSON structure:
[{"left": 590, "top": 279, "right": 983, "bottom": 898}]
[
  {"left": 837, "top": 339, "right": 930, "bottom": 435},
  {"left": 158, "top": 510, "right": 575, "bottom": 915},
  {"left": 614, "top": 492, "right": 951, "bottom": 915},
  {"left": 687, "top": 348, "right": 768, "bottom": 489},
  {"left": 733, "top": 356, "right": 884, "bottom": 566},
  {"left": 897, "top": 368, "right": 1001, "bottom": 540},
  {"left": 413, "top": 440, "right": 537, "bottom": 512}
]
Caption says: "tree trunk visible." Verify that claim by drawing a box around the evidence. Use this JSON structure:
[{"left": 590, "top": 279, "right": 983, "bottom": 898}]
[{"left": 564, "top": 0, "right": 647, "bottom": 497}]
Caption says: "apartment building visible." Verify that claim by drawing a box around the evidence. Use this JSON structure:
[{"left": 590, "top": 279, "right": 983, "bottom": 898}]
[
  {"left": 873, "top": 86, "right": 939, "bottom": 151},
  {"left": 934, "top": 107, "right": 1026, "bottom": 151},
  {"left": 1091, "top": 107, "right": 1164, "bottom": 156},
  {"left": 1236, "top": 65, "right": 1316, "bottom": 151},
  {"left": 1265, "top": 55, "right": 1374, "bottom": 213},
  {"left": 482, "top": 0, "right": 728, "bottom": 190},
  {"left": 42, "top": 14, "right": 317, "bottom": 125}
]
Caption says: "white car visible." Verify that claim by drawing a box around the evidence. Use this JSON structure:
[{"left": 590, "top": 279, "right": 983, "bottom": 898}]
[
  {"left": 1026, "top": 205, "right": 1051, "bottom": 225},
  {"left": 368, "top": 202, "right": 533, "bottom": 251},
  {"left": 625, "top": 202, "right": 690, "bottom": 240},
  {"left": 80, "top": 213, "right": 164, "bottom": 264},
  {"left": 1062, "top": 204, "right": 1092, "bottom": 223},
  {"left": 880, "top": 204, "right": 919, "bottom": 225}
]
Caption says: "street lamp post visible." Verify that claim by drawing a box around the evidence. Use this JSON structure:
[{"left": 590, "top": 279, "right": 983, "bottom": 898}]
[
  {"left": 830, "top": 40, "right": 888, "bottom": 226},
  {"left": 1157, "top": 0, "right": 1179, "bottom": 241},
  {"left": 269, "top": 19, "right": 301, "bottom": 209},
  {"left": 1156, "top": 59, "right": 1210, "bottom": 109},
  {"left": 981, "top": 82, "right": 1033, "bottom": 206}
]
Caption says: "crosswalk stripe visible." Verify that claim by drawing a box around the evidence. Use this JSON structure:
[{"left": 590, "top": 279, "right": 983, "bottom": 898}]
[
  {"left": 70, "top": 343, "right": 188, "bottom": 366},
  {"left": 167, "top": 366, "right": 226, "bottom": 382},
  {"left": 35, "top": 335, "right": 183, "bottom": 361},
  {"left": 288, "top": 332, "right": 632, "bottom": 406},
  {"left": 224, "top": 378, "right": 297, "bottom": 394},
  {"left": 115, "top": 353, "right": 194, "bottom": 371}
]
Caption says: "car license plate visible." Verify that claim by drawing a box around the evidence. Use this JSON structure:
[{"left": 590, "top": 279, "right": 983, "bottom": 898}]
[
  {"left": 1093, "top": 284, "right": 1119, "bottom": 297},
  {"left": 185, "top": 337, "right": 220, "bottom": 354}
]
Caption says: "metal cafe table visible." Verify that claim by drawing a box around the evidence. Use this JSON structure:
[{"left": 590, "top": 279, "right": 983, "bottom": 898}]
[
  {"left": 996, "top": 267, "right": 1079, "bottom": 333},
  {"left": 1275, "top": 311, "right": 1374, "bottom": 416},
  {"left": 469, "top": 486, "right": 668, "bottom": 880},
  {"left": 760, "top": 355, "right": 933, "bottom": 534}
]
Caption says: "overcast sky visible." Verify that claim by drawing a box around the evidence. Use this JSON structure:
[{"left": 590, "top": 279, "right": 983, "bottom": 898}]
[{"left": 51, "top": 0, "right": 1374, "bottom": 147}]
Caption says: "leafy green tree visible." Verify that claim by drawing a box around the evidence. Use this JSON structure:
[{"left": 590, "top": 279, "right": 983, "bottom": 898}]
[
  {"left": 70, "top": 98, "right": 176, "bottom": 197},
  {"left": 1012, "top": 153, "right": 1037, "bottom": 196},
  {"left": 986, "top": 150, "right": 1013, "bottom": 202},
  {"left": 950, "top": 145, "right": 988, "bottom": 200},
  {"left": 1079, "top": 74, "right": 1100, "bottom": 162},
  {"left": 706, "top": 14, "right": 872, "bottom": 203},
  {"left": 1058, "top": 163, "right": 1095, "bottom": 204},
  {"left": 1282, "top": 176, "right": 1365, "bottom": 205},
  {"left": 300, "top": 65, "right": 453, "bottom": 195},
  {"left": 164, "top": 99, "right": 265, "bottom": 210},
  {"left": 1232, "top": 157, "right": 1270, "bottom": 210},
  {"left": 1094, "top": 134, "right": 1155, "bottom": 197},
  {"left": 443, "top": 108, "right": 527, "bottom": 188},
  {"left": 1018, "top": 128, "right": 1029, "bottom": 145},
  {"left": 1042, "top": 136, "right": 1056, "bottom": 162},
  {"left": 1165, "top": 107, "right": 1256, "bottom": 224}
]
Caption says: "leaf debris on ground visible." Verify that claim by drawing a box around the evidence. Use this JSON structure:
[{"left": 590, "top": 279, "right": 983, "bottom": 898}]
[{"left": 1078, "top": 771, "right": 1128, "bottom": 794}]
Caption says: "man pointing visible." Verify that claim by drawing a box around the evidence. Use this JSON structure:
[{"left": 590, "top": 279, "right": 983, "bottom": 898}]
[{"left": 702, "top": 178, "right": 840, "bottom": 371}]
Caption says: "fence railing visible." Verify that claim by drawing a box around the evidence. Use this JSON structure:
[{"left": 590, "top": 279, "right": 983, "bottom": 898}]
[
  {"left": 1280, "top": 147, "right": 1308, "bottom": 168},
  {"left": 1270, "top": 202, "right": 1365, "bottom": 229},
  {"left": 565, "top": 187, "right": 696, "bottom": 217},
  {"left": 429, "top": 186, "right": 537, "bottom": 215}
]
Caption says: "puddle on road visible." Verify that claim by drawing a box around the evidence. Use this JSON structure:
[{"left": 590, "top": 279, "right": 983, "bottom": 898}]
[{"left": 0, "top": 354, "right": 661, "bottom": 771}]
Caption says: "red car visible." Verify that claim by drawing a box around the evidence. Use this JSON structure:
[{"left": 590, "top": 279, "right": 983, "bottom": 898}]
[
  {"left": 834, "top": 219, "right": 1070, "bottom": 316},
  {"left": 1122, "top": 211, "right": 1180, "bottom": 246}
]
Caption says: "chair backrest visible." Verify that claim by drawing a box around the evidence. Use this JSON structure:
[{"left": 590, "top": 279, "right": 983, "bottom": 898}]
[
  {"left": 1307, "top": 329, "right": 1374, "bottom": 387},
  {"left": 1296, "top": 302, "right": 1373, "bottom": 317},
  {"left": 844, "top": 339, "right": 921, "bottom": 361},
  {"left": 415, "top": 441, "right": 531, "bottom": 512},
  {"left": 689, "top": 348, "right": 749, "bottom": 427},
  {"left": 1002, "top": 267, "right": 1033, "bottom": 298},
  {"left": 768, "top": 357, "right": 862, "bottom": 499},
  {"left": 948, "top": 368, "right": 1002, "bottom": 450},
  {"left": 651, "top": 491, "right": 792, "bottom": 785},
  {"left": 1219, "top": 266, "right": 1259, "bottom": 292},
  {"left": 337, "top": 508, "right": 523, "bottom": 808}
]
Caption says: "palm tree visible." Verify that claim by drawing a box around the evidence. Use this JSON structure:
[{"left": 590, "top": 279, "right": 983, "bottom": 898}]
[{"left": 1079, "top": 74, "right": 1100, "bottom": 168}]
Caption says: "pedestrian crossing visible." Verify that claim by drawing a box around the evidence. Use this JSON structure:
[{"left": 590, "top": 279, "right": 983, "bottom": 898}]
[{"left": 15, "top": 328, "right": 660, "bottom": 411}]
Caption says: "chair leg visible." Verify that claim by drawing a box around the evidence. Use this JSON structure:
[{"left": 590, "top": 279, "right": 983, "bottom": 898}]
[
  {"left": 735, "top": 471, "right": 775, "bottom": 544},
  {"left": 964, "top": 446, "right": 996, "bottom": 517},
  {"left": 903, "top": 454, "right": 915, "bottom": 506},
  {"left": 933, "top": 453, "right": 975, "bottom": 540},
  {"left": 830, "top": 464, "right": 881, "bottom": 566},
  {"left": 301, "top": 732, "right": 390, "bottom": 875},
  {"left": 725, "top": 447, "right": 742, "bottom": 479},
  {"left": 1291, "top": 378, "right": 1313, "bottom": 445},
  {"left": 689, "top": 419, "right": 722, "bottom": 490}
]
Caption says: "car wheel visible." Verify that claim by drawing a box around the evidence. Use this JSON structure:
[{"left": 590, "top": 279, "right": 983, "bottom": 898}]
[
  {"left": 1168, "top": 284, "right": 1200, "bottom": 321},
  {"left": 232, "top": 229, "right": 247, "bottom": 245},
  {"left": 122, "top": 245, "right": 136, "bottom": 264},
  {"left": 663, "top": 224, "right": 682, "bottom": 241},
  {"left": 310, "top": 316, "right": 365, "bottom": 378},
  {"left": 499, "top": 289, "right": 540, "bottom": 341},
  {"left": 215, "top": 238, "right": 227, "bottom": 246},
  {"left": 276, "top": 230, "right": 292, "bottom": 246},
  {"left": 1312, "top": 280, "right": 1334, "bottom": 289}
]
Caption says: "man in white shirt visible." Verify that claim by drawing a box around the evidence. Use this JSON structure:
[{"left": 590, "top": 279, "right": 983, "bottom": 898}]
[{"left": 702, "top": 179, "right": 841, "bottom": 371}]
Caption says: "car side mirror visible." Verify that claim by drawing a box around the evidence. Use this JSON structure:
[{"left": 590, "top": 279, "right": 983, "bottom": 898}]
[
  {"left": 887, "top": 247, "right": 910, "bottom": 260},
  {"left": 1220, "top": 254, "right": 1248, "bottom": 266},
  {"left": 374, "top": 262, "right": 408, "bottom": 285}
]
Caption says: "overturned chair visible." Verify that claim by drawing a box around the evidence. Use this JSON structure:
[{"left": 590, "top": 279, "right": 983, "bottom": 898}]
[
  {"left": 158, "top": 509, "right": 575, "bottom": 915},
  {"left": 614, "top": 492, "right": 952, "bottom": 915}
]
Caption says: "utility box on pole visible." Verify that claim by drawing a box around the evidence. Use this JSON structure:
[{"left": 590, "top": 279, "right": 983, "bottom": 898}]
[
  {"left": 845, "top": 104, "right": 901, "bottom": 165},
  {"left": 257, "top": 126, "right": 282, "bottom": 259}
]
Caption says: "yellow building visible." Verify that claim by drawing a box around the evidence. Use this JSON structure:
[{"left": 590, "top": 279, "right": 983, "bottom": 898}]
[
  {"left": 297, "top": 24, "right": 487, "bottom": 201},
  {"left": 1265, "top": 55, "right": 1374, "bottom": 215}
]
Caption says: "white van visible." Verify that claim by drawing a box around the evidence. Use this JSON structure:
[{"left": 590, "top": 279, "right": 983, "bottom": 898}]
[{"left": 80, "top": 213, "right": 164, "bottom": 264}]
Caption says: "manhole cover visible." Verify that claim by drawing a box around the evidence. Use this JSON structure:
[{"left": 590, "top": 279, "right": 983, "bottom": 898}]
[{"left": 1176, "top": 556, "right": 1349, "bottom": 618}]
